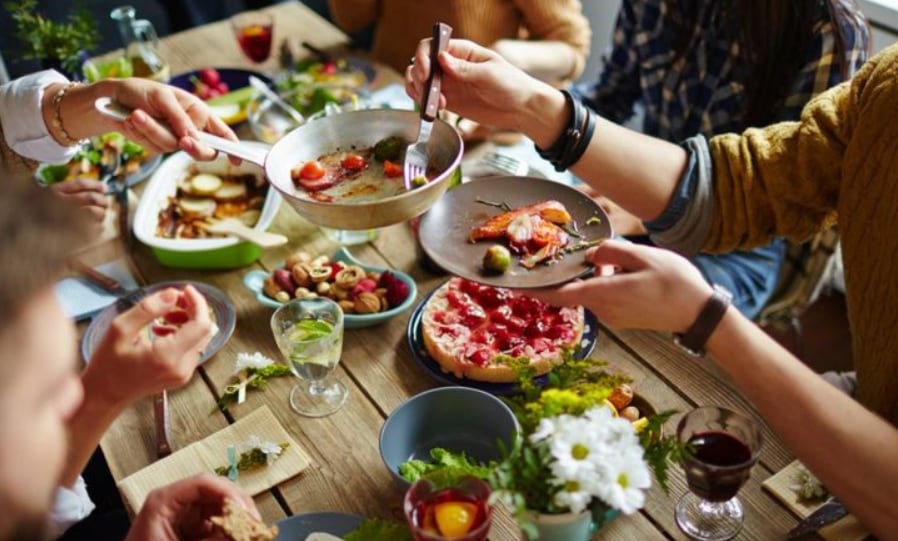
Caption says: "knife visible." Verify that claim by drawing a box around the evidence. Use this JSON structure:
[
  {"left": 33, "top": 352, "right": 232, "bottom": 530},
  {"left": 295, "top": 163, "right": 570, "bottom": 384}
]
[
  {"left": 154, "top": 391, "right": 173, "bottom": 459},
  {"left": 787, "top": 497, "right": 850, "bottom": 539},
  {"left": 68, "top": 259, "right": 129, "bottom": 296}
]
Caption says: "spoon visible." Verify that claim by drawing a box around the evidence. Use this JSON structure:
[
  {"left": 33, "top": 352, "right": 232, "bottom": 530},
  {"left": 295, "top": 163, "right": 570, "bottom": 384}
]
[
  {"left": 248, "top": 75, "right": 305, "bottom": 126},
  {"left": 196, "top": 218, "right": 288, "bottom": 249}
]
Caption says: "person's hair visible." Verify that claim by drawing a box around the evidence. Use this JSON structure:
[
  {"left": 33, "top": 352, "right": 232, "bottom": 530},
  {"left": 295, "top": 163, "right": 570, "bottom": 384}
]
[
  {"left": 0, "top": 181, "right": 91, "bottom": 331},
  {"left": 665, "top": 0, "right": 868, "bottom": 128}
]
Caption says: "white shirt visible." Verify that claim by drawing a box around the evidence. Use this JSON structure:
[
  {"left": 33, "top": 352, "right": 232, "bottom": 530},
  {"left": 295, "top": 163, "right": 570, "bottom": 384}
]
[
  {"left": 0, "top": 69, "right": 79, "bottom": 164},
  {"left": 48, "top": 476, "right": 96, "bottom": 537}
]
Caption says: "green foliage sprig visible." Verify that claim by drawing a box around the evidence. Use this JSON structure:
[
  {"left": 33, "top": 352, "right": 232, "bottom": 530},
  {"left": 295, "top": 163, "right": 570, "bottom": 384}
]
[{"left": 5, "top": 0, "right": 99, "bottom": 74}]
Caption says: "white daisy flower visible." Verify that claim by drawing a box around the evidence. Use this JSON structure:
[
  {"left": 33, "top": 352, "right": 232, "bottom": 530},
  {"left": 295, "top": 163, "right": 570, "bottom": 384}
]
[
  {"left": 594, "top": 451, "right": 652, "bottom": 514},
  {"left": 235, "top": 352, "right": 274, "bottom": 373},
  {"left": 553, "top": 479, "right": 594, "bottom": 515}
]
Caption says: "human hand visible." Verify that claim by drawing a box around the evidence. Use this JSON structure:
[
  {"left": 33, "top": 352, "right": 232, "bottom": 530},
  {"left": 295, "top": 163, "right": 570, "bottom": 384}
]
[
  {"left": 405, "top": 38, "right": 554, "bottom": 134},
  {"left": 98, "top": 78, "right": 237, "bottom": 161},
  {"left": 81, "top": 285, "right": 213, "bottom": 408},
  {"left": 595, "top": 196, "right": 647, "bottom": 236},
  {"left": 125, "top": 474, "right": 259, "bottom": 541},
  {"left": 50, "top": 178, "right": 108, "bottom": 223},
  {"left": 525, "top": 240, "right": 713, "bottom": 333}
]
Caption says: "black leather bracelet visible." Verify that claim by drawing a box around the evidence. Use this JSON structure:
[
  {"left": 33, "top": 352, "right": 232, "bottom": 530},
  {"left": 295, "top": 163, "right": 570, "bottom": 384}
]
[
  {"left": 673, "top": 284, "right": 733, "bottom": 357},
  {"left": 564, "top": 106, "right": 596, "bottom": 169},
  {"left": 535, "top": 89, "right": 578, "bottom": 166}
]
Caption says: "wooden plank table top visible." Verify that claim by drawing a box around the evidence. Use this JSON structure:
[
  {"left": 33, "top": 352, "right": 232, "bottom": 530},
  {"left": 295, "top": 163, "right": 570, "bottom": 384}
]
[{"left": 91, "top": 3, "right": 802, "bottom": 539}]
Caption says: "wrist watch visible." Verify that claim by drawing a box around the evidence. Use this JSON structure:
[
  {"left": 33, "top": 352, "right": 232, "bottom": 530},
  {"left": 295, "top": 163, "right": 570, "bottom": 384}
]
[{"left": 673, "top": 284, "right": 733, "bottom": 357}]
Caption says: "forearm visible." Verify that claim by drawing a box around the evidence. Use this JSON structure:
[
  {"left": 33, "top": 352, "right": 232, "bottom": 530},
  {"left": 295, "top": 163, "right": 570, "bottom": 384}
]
[
  {"left": 519, "top": 85, "right": 687, "bottom": 221},
  {"left": 706, "top": 310, "right": 898, "bottom": 538},
  {"left": 61, "top": 369, "right": 128, "bottom": 487},
  {"left": 491, "top": 39, "right": 578, "bottom": 83}
]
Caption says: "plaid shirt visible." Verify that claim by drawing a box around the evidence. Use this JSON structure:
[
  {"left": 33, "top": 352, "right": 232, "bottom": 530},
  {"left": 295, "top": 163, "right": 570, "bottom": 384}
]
[{"left": 576, "top": 0, "right": 870, "bottom": 140}]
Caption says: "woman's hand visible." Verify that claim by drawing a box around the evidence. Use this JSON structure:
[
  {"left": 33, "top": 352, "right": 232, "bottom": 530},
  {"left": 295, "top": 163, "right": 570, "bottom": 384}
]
[
  {"left": 81, "top": 285, "right": 213, "bottom": 408},
  {"left": 125, "top": 474, "right": 259, "bottom": 541},
  {"left": 525, "top": 240, "right": 713, "bottom": 333},
  {"left": 405, "top": 38, "right": 558, "bottom": 135}
]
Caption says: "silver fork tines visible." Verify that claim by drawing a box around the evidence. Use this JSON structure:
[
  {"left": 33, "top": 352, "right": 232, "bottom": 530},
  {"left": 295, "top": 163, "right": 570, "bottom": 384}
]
[
  {"left": 481, "top": 152, "right": 529, "bottom": 177},
  {"left": 404, "top": 120, "right": 432, "bottom": 189}
]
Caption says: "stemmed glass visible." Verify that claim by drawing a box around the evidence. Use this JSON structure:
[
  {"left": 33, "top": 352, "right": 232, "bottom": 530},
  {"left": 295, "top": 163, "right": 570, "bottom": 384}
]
[
  {"left": 231, "top": 11, "right": 274, "bottom": 64},
  {"left": 675, "top": 406, "right": 763, "bottom": 541},
  {"left": 271, "top": 297, "right": 346, "bottom": 417},
  {"left": 404, "top": 477, "right": 493, "bottom": 541}
]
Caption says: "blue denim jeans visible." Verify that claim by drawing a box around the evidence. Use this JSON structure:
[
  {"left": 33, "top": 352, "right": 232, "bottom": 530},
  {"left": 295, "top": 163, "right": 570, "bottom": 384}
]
[{"left": 691, "top": 238, "right": 786, "bottom": 320}]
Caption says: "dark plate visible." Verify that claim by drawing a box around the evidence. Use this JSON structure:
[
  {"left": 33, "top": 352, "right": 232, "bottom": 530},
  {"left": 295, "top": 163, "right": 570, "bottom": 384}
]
[
  {"left": 406, "top": 283, "right": 599, "bottom": 396},
  {"left": 168, "top": 67, "right": 272, "bottom": 95},
  {"left": 418, "top": 177, "right": 612, "bottom": 288},
  {"left": 81, "top": 281, "right": 236, "bottom": 365},
  {"left": 274, "top": 512, "right": 364, "bottom": 540}
]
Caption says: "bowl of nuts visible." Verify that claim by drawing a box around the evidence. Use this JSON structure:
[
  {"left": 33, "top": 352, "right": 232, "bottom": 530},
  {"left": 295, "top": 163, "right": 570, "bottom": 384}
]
[{"left": 242, "top": 246, "right": 417, "bottom": 328}]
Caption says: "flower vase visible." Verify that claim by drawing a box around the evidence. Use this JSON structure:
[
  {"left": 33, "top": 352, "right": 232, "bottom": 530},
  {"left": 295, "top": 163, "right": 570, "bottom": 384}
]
[{"left": 526, "top": 503, "right": 620, "bottom": 541}]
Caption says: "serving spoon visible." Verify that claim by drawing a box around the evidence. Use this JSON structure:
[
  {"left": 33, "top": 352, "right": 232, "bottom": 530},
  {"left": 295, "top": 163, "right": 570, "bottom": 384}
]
[{"left": 196, "top": 218, "right": 288, "bottom": 248}]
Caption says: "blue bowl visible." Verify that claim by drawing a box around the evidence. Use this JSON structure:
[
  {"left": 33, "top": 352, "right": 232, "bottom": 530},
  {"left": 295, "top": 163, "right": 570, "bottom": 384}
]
[
  {"left": 379, "top": 387, "right": 519, "bottom": 486},
  {"left": 243, "top": 246, "right": 417, "bottom": 329}
]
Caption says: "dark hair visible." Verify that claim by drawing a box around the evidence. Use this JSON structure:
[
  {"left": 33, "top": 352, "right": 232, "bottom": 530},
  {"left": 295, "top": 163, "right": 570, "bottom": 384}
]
[
  {"left": 0, "top": 181, "right": 91, "bottom": 330},
  {"left": 666, "top": 0, "right": 866, "bottom": 128}
]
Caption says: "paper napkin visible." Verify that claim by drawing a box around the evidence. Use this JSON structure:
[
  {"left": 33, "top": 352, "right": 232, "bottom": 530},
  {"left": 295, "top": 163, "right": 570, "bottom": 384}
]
[
  {"left": 118, "top": 405, "right": 311, "bottom": 512},
  {"left": 55, "top": 260, "right": 139, "bottom": 321},
  {"left": 762, "top": 460, "right": 869, "bottom": 541}
]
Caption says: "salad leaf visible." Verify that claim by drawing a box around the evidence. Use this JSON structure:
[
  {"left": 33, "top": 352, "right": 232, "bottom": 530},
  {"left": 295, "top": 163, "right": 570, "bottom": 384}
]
[
  {"left": 399, "top": 447, "right": 496, "bottom": 485},
  {"left": 343, "top": 518, "right": 412, "bottom": 541},
  {"left": 39, "top": 164, "right": 70, "bottom": 185}
]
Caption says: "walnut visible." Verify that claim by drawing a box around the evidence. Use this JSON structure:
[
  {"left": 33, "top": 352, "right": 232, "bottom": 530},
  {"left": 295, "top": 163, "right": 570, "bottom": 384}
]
[
  {"left": 331, "top": 285, "right": 349, "bottom": 301},
  {"left": 335, "top": 266, "right": 366, "bottom": 288},
  {"left": 309, "top": 266, "right": 331, "bottom": 283},
  {"left": 311, "top": 255, "right": 330, "bottom": 267},
  {"left": 354, "top": 292, "right": 381, "bottom": 314},
  {"left": 338, "top": 300, "right": 356, "bottom": 313},
  {"left": 263, "top": 277, "right": 283, "bottom": 299},
  {"left": 285, "top": 251, "right": 312, "bottom": 269}
]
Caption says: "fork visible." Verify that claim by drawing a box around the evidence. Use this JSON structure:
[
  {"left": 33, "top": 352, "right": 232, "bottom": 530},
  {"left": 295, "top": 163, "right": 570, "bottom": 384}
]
[
  {"left": 479, "top": 152, "right": 530, "bottom": 177},
  {"left": 404, "top": 22, "right": 453, "bottom": 190}
]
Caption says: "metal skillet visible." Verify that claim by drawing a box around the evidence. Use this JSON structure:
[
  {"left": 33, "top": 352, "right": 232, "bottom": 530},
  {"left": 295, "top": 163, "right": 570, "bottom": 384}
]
[{"left": 95, "top": 98, "right": 463, "bottom": 230}]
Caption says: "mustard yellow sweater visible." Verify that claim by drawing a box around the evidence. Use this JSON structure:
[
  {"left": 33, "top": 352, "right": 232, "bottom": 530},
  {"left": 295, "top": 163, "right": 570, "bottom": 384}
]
[
  {"left": 708, "top": 43, "right": 898, "bottom": 424},
  {"left": 327, "top": 0, "right": 590, "bottom": 78}
]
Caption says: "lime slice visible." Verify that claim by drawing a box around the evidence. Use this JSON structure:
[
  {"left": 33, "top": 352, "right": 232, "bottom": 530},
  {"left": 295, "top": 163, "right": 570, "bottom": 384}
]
[{"left": 287, "top": 319, "right": 333, "bottom": 342}]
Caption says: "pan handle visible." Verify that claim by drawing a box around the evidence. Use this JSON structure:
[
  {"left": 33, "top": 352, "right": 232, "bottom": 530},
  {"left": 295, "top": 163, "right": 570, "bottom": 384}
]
[{"left": 93, "top": 97, "right": 270, "bottom": 166}]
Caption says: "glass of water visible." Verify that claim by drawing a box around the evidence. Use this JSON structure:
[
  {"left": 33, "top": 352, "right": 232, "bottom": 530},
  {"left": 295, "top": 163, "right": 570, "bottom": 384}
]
[{"left": 271, "top": 297, "right": 346, "bottom": 417}]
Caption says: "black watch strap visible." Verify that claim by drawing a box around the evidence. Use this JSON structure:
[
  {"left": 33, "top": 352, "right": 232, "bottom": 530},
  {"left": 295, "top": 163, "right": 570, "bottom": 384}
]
[{"left": 673, "top": 285, "right": 733, "bottom": 356}]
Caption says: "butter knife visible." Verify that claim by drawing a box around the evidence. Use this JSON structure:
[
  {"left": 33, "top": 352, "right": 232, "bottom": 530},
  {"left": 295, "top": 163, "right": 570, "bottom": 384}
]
[
  {"left": 154, "top": 391, "right": 172, "bottom": 459},
  {"left": 787, "top": 497, "right": 849, "bottom": 539}
]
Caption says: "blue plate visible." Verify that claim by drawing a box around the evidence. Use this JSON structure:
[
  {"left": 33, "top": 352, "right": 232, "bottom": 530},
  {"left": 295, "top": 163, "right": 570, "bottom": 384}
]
[
  {"left": 81, "top": 280, "right": 236, "bottom": 365},
  {"left": 275, "top": 512, "right": 364, "bottom": 540},
  {"left": 407, "top": 282, "right": 599, "bottom": 395},
  {"left": 243, "top": 247, "right": 417, "bottom": 329}
]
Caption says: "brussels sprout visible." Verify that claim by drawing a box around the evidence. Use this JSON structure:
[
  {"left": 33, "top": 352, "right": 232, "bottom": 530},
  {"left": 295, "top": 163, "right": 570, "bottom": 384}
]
[
  {"left": 482, "top": 244, "right": 512, "bottom": 273},
  {"left": 373, "top": 135, "right": 405, "bottom": 162}
]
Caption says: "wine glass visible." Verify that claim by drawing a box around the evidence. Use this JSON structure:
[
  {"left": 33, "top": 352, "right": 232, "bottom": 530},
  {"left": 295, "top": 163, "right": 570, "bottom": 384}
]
[
  {"left": 404, "top": 477, "right": 493, "bottom": 541},
  {"left": 675, "top": 406, "right": 763, "bottom": 541},
  {"left": 231, "top": 11, "right": 274, "bottom": 64},
  {"left": 270, "top": 297, "right": 346, "bottom": 417}
]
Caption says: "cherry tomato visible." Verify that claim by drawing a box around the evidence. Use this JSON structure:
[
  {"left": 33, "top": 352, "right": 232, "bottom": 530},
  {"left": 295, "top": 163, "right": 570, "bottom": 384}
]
[
  {"left": 299, "top": 160, "right": 326, "bottom": 180},
  {"left": 341, "top": 154, "right": 366, "bottom": 171},
  {"left": 383, "top": 160, "right": 402, "bottom": 178}
]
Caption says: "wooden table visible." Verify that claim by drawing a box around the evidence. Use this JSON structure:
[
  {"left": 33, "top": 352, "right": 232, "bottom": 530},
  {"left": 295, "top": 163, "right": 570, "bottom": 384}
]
[{"left": 91, "top": 3, "right": 802, "bottom": 539}]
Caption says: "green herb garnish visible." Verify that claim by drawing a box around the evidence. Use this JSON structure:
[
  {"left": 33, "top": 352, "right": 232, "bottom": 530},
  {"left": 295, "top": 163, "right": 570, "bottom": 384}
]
[
  {"left": 214, "top": 363, "right": 292, "bottom": 412},
  {"left": 399, "top": 448, "right": 496, "bottom": 487},
  {"left": 344, "top": 518, "right": 412, "bottom": 541},
  {"left": 214, "top": 442, "right": 289, "bottom": 476}
]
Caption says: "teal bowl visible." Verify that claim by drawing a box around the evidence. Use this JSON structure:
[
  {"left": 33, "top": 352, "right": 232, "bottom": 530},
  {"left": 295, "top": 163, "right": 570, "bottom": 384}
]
[
  {"left": 243, "top": 246, "right": 417, "bottom": 329},
  {"left": 379, "top": 386, "right": 519, "bottom": 486}
]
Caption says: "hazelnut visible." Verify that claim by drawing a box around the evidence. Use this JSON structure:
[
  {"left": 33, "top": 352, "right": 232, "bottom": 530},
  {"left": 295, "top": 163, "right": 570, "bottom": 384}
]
[
  {"left": 311, "top": 255, "right": 330, "bottom": 267},
  {"left": 335, "top": 266, "right": 366, "bottom": 288},
  {"left": 338, "top": 300, "right": 356, "bottom": 313},
  {"left": 285, "top": 251, "right": 312, "bottom": 269},
  {"left": 291, "top": 263, "right": 313, "bottom": 287},
  {"left": 302, "top": 292, "right": 319, "bottom": 299},
  {"left": 274, "top": 291, "right": 291, "bottom": 303},
  {"left": 316, "top": 282, "right": 332, "bottom": 295},
  {"left": 354, "top": 292, "right": 381, "bottom": 314},
  {"left": 294, "top": 287, "right": 311, "bottom": 298},
  {"left": 263, "top": 277, "right": 283, "bottom": 299}
]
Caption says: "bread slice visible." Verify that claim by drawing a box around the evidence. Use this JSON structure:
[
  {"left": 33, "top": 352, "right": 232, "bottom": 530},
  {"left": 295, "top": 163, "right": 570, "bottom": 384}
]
[{"left": 210, "top": 498, "right": 278, "bottom": 541}]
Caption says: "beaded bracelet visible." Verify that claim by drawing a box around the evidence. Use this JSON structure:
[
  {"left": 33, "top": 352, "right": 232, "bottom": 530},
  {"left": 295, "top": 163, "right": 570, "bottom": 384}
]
[{"left": 49, "top": 82, "right": 86, "bottom": 147}]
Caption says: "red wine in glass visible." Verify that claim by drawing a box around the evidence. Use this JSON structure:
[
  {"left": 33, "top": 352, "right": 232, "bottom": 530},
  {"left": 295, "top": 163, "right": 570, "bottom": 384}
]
[
  {"left": 684, "top": 431, "right": 754, "bottom": 502},
  {"left": 675, "top": 407, "right": 762, "bottom": 541},
  {"left": 231, "top": 11, "right": 273, "bottom": 64}
]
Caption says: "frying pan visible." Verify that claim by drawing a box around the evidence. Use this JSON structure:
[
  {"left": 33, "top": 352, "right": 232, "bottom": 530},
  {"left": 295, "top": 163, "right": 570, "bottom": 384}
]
[{"left": 96, "top": 99, "right": 463, "bottom": 230}]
